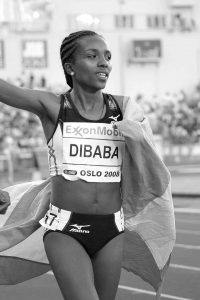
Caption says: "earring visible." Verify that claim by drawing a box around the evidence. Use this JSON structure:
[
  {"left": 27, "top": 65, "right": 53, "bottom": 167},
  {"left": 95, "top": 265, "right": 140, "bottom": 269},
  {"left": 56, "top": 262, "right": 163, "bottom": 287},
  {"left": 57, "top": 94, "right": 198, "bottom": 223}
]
[{"left": 71, "top": 71, "right": 74, "bottom": 76}]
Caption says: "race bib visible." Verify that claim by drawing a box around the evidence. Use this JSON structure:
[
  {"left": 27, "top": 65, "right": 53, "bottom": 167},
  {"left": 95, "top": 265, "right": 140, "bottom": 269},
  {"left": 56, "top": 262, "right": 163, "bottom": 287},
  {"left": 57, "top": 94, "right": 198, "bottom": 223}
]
[{"left": 62, "top": 122, "right": 125, "bottom": 182}]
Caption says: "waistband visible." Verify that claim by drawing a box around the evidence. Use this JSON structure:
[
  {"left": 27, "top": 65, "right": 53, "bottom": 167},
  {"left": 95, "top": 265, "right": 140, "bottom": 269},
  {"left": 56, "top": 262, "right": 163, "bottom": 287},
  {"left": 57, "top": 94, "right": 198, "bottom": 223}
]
[{"left": 39, "top": 204, "right": 124, "bottom": 232}]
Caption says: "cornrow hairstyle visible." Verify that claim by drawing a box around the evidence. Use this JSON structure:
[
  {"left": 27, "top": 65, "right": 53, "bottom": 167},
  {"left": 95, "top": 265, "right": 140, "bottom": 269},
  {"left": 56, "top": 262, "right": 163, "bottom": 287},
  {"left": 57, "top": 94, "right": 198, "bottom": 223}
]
[{"left": 60, "top": 30, "right": 101, "bottom": 88}]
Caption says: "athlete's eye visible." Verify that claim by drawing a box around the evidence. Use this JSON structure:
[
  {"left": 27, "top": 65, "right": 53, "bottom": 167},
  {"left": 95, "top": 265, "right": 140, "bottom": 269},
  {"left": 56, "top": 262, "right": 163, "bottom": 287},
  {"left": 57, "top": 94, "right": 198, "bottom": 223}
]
[
  {"left": 87, "top": 54, "right": 97, "bottom": 59},
  {"left": 105, "top": 53, "right": 112, "bottom": 61}
]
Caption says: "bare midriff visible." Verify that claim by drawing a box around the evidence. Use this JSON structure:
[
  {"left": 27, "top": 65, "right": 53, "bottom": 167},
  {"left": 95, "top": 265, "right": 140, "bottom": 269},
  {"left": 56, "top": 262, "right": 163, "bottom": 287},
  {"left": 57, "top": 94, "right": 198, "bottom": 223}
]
[{"left": 50, "top": 175, "right": 122, "bottom": 214}]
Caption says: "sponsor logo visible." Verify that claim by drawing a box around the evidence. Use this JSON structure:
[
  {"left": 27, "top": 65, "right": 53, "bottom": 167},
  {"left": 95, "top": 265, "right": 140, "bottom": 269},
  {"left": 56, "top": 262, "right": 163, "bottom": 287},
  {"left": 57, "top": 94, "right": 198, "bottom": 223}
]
[
  {"left": 108, "top": 115, "right": 120, "bottom": 123},
  {"left": 65, "top": 125, "right": 123, "bottom": 138},
  {"left": 69, "top": 224, "right": 91, "bottom": 234},
  {"left": 63, "top": 169, "right": 77, "bottom": 175}
]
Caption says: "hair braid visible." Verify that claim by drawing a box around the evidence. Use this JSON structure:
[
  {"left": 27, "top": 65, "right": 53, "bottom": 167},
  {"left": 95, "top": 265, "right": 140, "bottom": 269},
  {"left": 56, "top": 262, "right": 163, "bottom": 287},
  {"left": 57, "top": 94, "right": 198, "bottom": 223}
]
[{"left": 60, "top": 30, "right": 100, "bottom": 88}]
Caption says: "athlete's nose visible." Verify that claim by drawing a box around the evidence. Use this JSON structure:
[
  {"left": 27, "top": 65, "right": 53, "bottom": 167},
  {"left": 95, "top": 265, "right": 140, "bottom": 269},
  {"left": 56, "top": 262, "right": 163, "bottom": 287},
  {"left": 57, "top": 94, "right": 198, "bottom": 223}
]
[{"left": 98, "top": 55, "right": 109, "bottom": 68}]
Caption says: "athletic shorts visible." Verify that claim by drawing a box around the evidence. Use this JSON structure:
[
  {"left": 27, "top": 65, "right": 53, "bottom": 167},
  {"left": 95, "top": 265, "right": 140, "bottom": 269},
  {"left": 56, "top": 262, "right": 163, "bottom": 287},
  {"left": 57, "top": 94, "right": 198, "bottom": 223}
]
[{"left": 39, "top": 204, "right": 125, "bottom": 257}]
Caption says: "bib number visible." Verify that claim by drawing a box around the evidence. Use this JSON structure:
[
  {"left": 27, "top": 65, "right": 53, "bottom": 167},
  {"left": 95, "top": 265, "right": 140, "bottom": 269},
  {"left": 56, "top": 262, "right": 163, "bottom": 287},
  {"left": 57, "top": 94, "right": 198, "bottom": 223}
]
[{"left": 62, "top": 123, "right": 124, "bottom": 182}]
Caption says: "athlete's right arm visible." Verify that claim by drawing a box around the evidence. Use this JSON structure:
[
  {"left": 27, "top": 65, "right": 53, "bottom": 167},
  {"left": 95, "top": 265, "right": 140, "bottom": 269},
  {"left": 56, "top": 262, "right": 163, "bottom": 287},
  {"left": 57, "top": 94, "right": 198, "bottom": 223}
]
[{"left": 0, "top": 78, "right": 56, "bottom": 117}]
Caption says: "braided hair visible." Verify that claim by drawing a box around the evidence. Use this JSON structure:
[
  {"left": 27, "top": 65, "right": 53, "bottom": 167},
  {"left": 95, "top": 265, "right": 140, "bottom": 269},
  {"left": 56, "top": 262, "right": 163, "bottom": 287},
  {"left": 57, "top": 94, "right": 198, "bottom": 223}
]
[{"left": 60, "top": 30, "right": 101, "bottom": 88}]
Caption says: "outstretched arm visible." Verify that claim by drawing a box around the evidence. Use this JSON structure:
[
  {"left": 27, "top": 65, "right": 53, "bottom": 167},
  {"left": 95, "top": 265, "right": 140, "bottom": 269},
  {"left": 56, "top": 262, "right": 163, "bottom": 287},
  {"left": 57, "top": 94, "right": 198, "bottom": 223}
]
[{"left": 0, "top": 78, "right": 57, "bottom": 118}]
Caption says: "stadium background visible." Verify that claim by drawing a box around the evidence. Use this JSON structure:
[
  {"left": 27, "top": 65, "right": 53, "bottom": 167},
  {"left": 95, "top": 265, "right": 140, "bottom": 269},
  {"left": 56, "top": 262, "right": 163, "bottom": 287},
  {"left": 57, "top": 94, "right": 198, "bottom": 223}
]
[
  {"left": 0, "top": 0, "right": 199, "bottom": 185},
  {"left": 0, "top": 2, "right": 200, "bottom": 299}
]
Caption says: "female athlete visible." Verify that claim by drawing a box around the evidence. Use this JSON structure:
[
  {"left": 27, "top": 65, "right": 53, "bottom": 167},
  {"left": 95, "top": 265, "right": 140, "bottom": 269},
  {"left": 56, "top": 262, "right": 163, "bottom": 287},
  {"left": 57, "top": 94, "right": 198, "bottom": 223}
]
[{"left": 0, "top": 30, "right": 175, "bottom": 300}]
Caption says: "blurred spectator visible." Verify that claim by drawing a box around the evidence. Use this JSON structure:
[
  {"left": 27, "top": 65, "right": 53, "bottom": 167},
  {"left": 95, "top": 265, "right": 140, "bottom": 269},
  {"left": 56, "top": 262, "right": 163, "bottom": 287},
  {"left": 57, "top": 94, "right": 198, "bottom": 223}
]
[
  {"left": 170, "top": 13, "right": 196, "bottom": 32},
  {"left": 137, "top": 84, "right": 200, "bottom": 144},
  {"left": 28, "top": 73, "right": 35, "bottom": 89},
  {"left": 0, "top": 102, "right": 45, "bottom": 151}
]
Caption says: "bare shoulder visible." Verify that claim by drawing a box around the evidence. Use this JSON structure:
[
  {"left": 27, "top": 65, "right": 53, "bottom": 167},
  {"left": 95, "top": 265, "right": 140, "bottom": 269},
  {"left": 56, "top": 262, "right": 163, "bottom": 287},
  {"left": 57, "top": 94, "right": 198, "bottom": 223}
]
[
  {"left": 38, "top": 90, "right": 62, "bottom": 122},
  {"left": 38, "top": 92, "right": 63, "bottom": 140},
  {"left": 38, "top": 90, "right": 61, "bottom": 104},
  {"left": 38, "top": 90, "right": 61, "bottom": 110}
]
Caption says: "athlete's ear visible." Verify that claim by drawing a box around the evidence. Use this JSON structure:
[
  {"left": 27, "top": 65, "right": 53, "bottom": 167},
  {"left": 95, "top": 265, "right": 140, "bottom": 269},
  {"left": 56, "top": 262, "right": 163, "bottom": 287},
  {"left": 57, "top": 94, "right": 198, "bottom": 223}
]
[{"left": 64, "top": 63, "right": 74, "bottom": 76}]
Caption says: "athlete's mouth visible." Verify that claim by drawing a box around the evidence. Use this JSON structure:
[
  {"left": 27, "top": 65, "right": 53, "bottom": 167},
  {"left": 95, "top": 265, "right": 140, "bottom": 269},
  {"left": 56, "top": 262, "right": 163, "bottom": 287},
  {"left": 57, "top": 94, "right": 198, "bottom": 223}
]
[{"left": 96, "top": 72, "right": 108, "bottom": 79}]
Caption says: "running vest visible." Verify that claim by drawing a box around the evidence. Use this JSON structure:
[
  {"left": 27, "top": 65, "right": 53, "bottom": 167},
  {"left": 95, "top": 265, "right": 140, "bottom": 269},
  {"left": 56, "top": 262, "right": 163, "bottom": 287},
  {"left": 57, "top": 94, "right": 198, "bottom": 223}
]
[{"left": 47, "top": 92, "right": 124, "bottom": 182}]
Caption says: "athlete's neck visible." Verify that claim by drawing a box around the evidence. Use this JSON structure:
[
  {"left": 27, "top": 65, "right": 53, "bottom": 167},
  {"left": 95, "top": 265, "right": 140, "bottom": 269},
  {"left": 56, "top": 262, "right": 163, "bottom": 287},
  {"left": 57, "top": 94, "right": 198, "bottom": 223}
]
[{"left": 70, "top": 88, "right": 104, "bottom": 113}]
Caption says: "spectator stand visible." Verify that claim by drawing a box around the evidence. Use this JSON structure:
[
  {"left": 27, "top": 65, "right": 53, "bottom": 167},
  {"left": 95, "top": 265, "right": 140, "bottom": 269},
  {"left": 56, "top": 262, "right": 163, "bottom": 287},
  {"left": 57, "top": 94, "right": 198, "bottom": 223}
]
[{"left": 136, "top": 85, "right": 200, "bottom": 169}]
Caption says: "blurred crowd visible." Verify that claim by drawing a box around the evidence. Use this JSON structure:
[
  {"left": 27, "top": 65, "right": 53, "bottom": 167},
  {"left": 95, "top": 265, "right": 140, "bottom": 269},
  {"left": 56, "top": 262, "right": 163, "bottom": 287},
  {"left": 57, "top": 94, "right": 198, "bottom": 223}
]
[
  {"left": 7, "top": 71, "right": 67, "bottom": 93},
  {"left": 0, "top": 73, "right": 200, "bottom": 157},
  {"left": 137, "top": 85, "right": 200, "bottom": 144},
  {"left": 169, "top": 13, "right": 196, "bottom": 32},
  {"left": 0, "top": 103, "right": 45, "bottom": 157}
]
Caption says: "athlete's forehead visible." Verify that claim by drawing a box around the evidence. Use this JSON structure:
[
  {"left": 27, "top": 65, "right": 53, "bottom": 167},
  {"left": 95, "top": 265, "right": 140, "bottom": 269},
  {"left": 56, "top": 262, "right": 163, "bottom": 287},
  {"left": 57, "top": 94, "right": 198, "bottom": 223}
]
[{"left": 77, "top": 35, "right": 111, "bottom": 53}]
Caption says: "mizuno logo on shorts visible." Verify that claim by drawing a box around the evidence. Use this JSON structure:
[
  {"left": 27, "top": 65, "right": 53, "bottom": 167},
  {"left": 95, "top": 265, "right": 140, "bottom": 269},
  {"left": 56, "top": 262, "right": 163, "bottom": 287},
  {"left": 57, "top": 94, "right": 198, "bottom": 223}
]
[{"left": 69, "top": 224, "right": 91, "bottom": 233}]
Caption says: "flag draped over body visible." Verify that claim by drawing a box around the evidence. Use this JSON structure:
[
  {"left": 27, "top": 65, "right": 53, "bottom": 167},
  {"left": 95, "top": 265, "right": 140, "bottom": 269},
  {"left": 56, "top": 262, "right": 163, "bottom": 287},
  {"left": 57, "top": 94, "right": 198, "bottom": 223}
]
[{"left": 0, "top": 96, "right": 176, "bottom": 298}]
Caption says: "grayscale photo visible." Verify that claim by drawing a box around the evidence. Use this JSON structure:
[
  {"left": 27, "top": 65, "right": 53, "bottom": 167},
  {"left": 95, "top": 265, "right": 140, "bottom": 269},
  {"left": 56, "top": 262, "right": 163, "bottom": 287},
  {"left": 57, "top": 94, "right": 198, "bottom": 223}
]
[{"left": 0, "top": 0, "right": 199, "bottom": 299}]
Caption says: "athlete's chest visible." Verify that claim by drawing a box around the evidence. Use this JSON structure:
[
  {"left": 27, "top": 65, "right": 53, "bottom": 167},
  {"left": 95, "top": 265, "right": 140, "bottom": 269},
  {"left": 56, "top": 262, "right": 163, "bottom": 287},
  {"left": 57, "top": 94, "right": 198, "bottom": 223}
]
[{"left": 60, "top": 93, "right": 123, "bottom": 124}]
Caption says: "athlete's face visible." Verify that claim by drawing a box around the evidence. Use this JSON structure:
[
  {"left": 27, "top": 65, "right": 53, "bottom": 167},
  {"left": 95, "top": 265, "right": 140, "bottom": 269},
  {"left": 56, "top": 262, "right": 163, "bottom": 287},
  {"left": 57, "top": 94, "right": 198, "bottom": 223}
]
[{"left": 71, "top": 36, "right": 112, "bottom": 92}]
